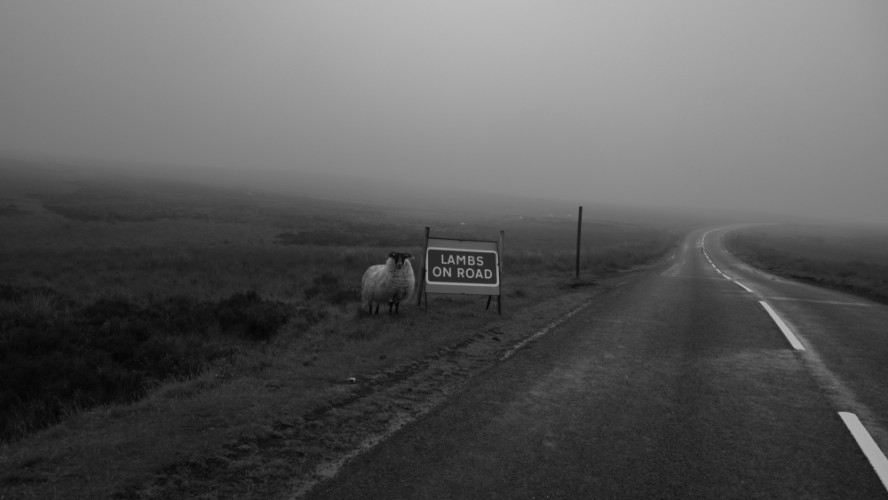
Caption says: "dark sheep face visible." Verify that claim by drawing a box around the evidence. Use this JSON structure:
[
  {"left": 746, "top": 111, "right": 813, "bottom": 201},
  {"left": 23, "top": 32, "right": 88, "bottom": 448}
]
[{"left": 388, "top": 251, "right": 413, "bottom": 269}]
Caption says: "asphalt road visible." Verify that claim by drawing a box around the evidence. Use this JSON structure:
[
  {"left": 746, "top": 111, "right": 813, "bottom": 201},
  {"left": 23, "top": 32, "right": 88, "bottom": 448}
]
[{"left": 304, "top": 227, "right": 888, "bottom": 499}]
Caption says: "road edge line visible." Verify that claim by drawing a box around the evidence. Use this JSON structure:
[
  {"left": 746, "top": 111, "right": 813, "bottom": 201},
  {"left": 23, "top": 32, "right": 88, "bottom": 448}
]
[
  {"left": 839, "top": 412, "right": 888, "bottom": 492},
  {"left": 759, "top": 301, "right": 805, "bottom": 350},
  {"left": 500, "top": 301, "right": 591, "bottom": 361}
]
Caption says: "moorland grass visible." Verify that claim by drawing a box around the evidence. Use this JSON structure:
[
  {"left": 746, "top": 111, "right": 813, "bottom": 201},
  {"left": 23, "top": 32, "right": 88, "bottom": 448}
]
[
  {"left": 0, "top": 285, "right": 301, "bottom": 440},
  {"left": 1, "top": 273, "right": 601, "bottom": 499},
  {"left": 0, "top": 222, "right": 676, "bottom": 443},
  {"left": 724, "top": 225, "right": 888, "bottom": 304},
  {"left": 0, "top": 174, "right": 678, "bottom": 498}
]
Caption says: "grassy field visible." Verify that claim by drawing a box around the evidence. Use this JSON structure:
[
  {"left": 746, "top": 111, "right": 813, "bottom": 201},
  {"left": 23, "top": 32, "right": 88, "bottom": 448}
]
[
  {"left": 0, "top": 162, "right": 678, "bottom": 498},
  {"left": 724, "top": 223, "right": 888, "bottom": 304}
]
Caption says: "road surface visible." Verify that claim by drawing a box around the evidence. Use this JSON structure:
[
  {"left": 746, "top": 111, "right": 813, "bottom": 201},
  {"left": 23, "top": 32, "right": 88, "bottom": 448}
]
[{"left": 304, "top": 226, "right": 888, "bottom": 499}]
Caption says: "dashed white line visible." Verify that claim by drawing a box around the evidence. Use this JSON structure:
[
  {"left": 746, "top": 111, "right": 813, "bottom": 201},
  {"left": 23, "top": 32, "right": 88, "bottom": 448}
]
[
  {"left": 759, "top": 301, "right": 805, "bottom": 350},
  {"left": 704, "top": 229, "right": 888, "bottom": 492},
  {"left": 700, "top": 230, "right": 754, "bottom": 294},
  {"left": 839, "top": 412, "right": 888, "bottom": 492}
]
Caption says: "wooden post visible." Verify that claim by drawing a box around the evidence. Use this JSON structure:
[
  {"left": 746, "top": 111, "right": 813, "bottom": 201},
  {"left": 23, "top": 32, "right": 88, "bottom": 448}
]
[
  {"left": 497, "top": 231, "right": 504, "bottom": 315},
  {"left": 417, "top": 226, "right": 430, "bottom": 307},
  {"left": 575, "top": 206, "right": 583, "bottom": 279}
]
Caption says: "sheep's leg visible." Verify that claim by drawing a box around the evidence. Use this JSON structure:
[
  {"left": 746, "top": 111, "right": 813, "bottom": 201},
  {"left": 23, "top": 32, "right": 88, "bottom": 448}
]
[
  {"left": 373, "top": 302, "right": 380, "bottom": 315},
  {"left": 392, "top": 300, "right": 400, "bottom": 315}
]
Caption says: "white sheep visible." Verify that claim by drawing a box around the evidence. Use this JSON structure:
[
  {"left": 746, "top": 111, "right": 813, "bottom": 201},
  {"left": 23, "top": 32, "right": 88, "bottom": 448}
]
[{"left": 361, "top": 251, "right": 415, "bottom": 315}]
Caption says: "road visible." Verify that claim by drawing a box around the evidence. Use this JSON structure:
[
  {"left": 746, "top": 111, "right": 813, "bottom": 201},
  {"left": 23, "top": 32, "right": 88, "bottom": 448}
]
[{"left": 303, "top": 226, "right": 888, "bottom": 499}]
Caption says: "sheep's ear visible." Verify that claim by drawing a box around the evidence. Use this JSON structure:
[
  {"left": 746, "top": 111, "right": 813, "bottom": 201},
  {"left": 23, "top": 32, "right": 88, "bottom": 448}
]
[
  {"left": 388, "top": 252, "right": 397, "bottom": 258},
  {"left": 405, "top": 252, "right": 413, "bottom": 259}
]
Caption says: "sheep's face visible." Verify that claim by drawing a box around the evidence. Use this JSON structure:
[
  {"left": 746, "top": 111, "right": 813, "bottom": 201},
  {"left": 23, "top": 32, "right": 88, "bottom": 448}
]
[{"left": 388, "top": 251, "right": 413, "bottom": 270}]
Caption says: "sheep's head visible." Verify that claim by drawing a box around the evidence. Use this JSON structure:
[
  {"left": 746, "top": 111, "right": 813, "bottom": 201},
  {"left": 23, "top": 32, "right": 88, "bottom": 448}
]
[{"left": 387, "top": 251, "right": 413, "bottom": 270}]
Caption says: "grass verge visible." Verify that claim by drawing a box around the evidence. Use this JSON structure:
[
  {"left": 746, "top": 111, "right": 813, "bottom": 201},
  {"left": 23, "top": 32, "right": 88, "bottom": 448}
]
[
  {"left": 724, "top": 224, "right": 888, "bottom": 304},
  {"left": 0, "top": 270, "right": 642, "bottom": 499},
  {"left": 0, "top": 165, "right": 678, "bottom": 498}
]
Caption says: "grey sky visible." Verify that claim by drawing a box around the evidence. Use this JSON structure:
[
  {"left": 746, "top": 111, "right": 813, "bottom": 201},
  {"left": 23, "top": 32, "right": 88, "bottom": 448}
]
[{"left": 2, "top": 1, "right": 887, "bottom": 224}]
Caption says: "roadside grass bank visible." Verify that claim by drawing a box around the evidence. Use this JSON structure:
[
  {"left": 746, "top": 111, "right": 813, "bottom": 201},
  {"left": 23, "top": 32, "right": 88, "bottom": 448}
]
[
  {"left": 0, "top": 169, "right": 679, "bottom": 499},
  {"left": 0, "top": 269, "right": 656, "bottom": 499},
  {"left": 0, "top": 236, "right": 674, "bottom": 443},
  {"left": 724, "top": 224, "right": 888, "bottom": 304}
]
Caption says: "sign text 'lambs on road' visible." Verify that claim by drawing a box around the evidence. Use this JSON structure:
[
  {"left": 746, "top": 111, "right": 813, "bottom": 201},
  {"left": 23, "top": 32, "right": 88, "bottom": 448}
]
[
  {"left": 427, "top": 248, "right": 498, "bottom": 285},
  {"left": 424, "top": 238, "right": 500, "bottom": 295}
]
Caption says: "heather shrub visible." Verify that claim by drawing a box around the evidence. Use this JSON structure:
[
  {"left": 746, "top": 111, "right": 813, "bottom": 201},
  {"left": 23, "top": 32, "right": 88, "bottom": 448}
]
[
  {"left": 215, "top": 290, "right": 291, "bottom": 340},
  {"left": 0, "top": 286, "right": 298, "bottom": 441}
]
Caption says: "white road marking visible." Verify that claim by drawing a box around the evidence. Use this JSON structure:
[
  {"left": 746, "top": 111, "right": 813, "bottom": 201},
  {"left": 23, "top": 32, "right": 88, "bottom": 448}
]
[
  {"left": 661, "top": 261, "right": 684, "bottom": 277},
  {"left": 500, "top": 302, "right": 590, "bottom": 361},
  {"left": 759, "top": 301, "right": 805, "bottom": 350},
  {"left": 291, "top": 389, "right": 453, "bottom": 498},
  {"left": 700, "top": 228, "right": 755, "bottom": 293},
  {"left": 839, "top": 412, "right": 888, "bottom": 492},
  {"left": 704, "top": 227, "right": 888, "bottom": 491}
]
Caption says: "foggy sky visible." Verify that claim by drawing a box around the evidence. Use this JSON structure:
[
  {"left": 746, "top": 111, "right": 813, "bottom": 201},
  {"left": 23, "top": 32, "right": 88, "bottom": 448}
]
[{"left": 2, "top": 1, "right": 887, "bottom": 224}]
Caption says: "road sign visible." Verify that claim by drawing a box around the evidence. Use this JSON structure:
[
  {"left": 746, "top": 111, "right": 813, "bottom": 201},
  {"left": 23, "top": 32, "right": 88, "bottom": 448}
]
[{"left": 425, "top": 238, "right": 500, "bottom": 295}]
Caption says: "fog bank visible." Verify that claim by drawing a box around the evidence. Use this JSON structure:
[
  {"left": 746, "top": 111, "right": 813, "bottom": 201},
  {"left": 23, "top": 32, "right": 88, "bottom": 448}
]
[{"left": 2, "top": 1, "right": 886, "bottom": 225}]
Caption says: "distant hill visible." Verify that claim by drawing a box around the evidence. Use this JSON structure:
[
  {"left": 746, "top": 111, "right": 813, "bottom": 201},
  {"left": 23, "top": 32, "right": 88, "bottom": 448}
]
[{"left": 0, "top": 154, "right": 789, "bottom": 228}]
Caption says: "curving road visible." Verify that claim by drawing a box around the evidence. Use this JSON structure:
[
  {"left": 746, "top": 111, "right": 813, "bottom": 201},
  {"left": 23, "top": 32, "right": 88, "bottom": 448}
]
[{"left": 303, "top": 227, "right": 888, "bottom": 499}]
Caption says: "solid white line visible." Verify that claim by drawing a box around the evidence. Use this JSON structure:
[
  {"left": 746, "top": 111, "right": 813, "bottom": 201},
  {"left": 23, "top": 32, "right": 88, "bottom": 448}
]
[
  {"left": 839, "top": 412, "right": 888, "bottom": 492},
  {"left": 759, "top": 301, "right": 805, "bottom": 350},
  {"left": 733, "top": 280, "right": 754, "bottom": 293}
]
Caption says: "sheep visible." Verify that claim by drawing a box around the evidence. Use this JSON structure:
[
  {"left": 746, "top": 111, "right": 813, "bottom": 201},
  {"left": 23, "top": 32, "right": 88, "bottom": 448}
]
[{"left": 361, "top": 251, "right": 415, "bottom": 315}]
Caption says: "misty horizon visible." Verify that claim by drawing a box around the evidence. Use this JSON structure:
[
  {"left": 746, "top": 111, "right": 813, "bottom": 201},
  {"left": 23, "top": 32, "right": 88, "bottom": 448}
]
[
  {"left": 0, "top": 155, "right": 845, "bottom": 232},
  {"left": 2, "top": 1, "right": 887, "bottom": 225}
]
